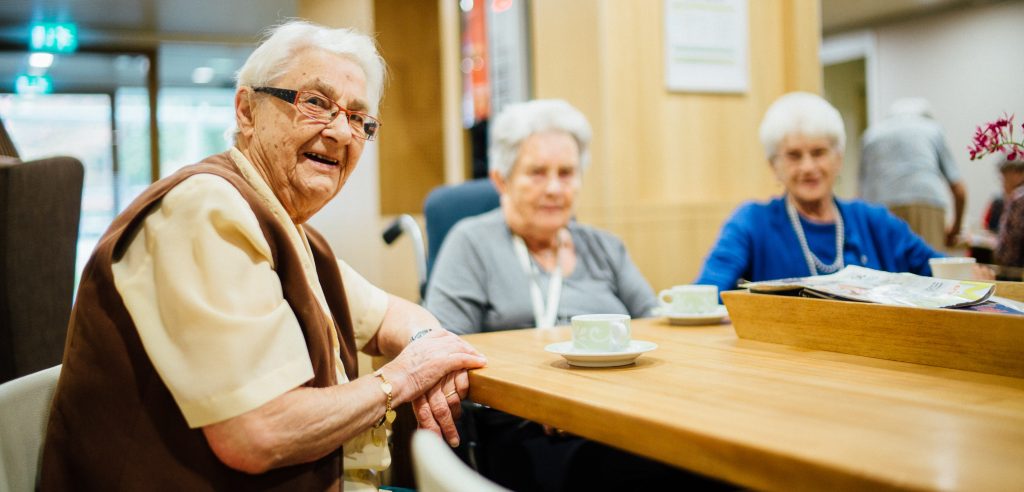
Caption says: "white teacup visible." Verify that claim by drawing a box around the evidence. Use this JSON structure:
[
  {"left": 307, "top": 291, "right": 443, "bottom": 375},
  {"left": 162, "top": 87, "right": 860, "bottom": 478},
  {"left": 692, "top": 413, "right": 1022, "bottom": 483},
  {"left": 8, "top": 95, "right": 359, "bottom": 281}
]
[
  {"left": 658, "top": 284, "right": 718, "bottom": 314},
  {"left": 929, "top": 257, "right": 976, "bottom": 280},
  {"left": 571, "top": 314, "right": 631, "bottom": 352}
]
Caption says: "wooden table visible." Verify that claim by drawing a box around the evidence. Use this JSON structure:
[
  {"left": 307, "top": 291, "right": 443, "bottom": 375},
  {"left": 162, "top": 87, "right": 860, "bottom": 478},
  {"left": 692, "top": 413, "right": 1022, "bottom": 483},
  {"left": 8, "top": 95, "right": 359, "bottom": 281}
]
[{"left": 462, "top": 318, "right": 1024, "bottom": 491}]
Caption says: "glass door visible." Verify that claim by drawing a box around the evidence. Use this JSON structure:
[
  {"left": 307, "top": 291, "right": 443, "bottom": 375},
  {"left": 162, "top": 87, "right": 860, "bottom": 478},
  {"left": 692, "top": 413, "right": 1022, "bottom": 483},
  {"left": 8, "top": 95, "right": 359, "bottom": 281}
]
[{"left": 1, "top": 93, "right": 119, "bottom": 280}]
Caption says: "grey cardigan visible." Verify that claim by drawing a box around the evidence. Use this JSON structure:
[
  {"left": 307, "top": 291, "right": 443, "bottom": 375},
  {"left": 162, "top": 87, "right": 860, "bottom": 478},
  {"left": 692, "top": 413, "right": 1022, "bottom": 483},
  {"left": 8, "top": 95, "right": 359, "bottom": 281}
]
[{"left": 424, "top": 209, "right": 656, "bottom": 334}]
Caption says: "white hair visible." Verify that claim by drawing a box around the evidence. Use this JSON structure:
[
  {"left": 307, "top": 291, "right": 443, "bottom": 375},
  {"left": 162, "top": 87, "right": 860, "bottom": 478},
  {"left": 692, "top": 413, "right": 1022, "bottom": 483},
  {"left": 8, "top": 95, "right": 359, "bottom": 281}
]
[
  {"left": 236, "top": 20, "right": 386, "bottom": 114},
  {"left": 758, "top": 92, "right": 845, "bottom": 160},
  {"left": 488, "top": 99, "right": 592, "bottom": 178},
  {"left": 888, "top": 97, "right": 933, "bottom": 119}
]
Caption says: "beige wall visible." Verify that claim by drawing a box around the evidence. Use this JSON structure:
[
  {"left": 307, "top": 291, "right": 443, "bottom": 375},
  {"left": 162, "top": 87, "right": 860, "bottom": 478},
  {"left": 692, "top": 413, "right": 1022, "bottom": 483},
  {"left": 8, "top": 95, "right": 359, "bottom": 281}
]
[
  {"left": 531, "top": 0, "right": 822, "bottom": 291},
  {"left": 300, "top": 0, "right": 386, "bottom": 292}
]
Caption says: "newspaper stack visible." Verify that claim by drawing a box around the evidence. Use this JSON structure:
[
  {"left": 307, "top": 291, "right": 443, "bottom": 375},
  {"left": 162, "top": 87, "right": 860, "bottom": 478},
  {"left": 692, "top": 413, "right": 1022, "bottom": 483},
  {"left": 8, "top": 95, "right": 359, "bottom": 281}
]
[{"left": 740, "top": 265, "right": 1000, "bottom": 310}]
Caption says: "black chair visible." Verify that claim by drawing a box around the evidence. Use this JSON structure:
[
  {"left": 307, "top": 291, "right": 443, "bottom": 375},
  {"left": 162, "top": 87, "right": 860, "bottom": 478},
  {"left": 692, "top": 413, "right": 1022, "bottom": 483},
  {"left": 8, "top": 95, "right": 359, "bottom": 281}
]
[{"left": 0, "top": 157, "right": 84, "bottom": 383}]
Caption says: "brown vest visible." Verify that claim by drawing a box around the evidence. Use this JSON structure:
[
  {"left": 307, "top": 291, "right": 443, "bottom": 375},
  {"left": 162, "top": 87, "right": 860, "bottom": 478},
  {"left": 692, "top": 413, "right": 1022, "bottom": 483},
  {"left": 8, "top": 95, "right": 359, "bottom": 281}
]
[{"left": 41, "top": 152, "right": 359, "bottom": 491}]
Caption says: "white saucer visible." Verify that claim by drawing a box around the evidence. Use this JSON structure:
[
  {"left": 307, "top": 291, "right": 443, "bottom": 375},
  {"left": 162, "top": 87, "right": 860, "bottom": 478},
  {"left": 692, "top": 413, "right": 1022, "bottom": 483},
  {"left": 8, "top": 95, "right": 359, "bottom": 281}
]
[
  {"left": 654, "top": 305, "right": 729, "bottom": 326},
  {"left": 545, "top": 340, "right": 658, "bottom": 368}
]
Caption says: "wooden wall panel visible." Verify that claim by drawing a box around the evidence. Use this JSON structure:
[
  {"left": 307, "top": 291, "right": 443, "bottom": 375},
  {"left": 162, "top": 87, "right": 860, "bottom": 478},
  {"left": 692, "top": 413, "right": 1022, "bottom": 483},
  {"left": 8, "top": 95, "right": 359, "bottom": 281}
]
[
  {"left": 782, "top": 0, "right": 823, "bottom": 92},
  {"left": 299, "top": 0, "right": 373, "bottom": 33},
  {"left": 534, "top": 0, "right": 821, "bottom": 288},
  {"left": 531, "top": 0, "right": 610, "bottom": 222},
  {"left": 375, "top": 0, "right": 445, "bottom": 214},
  {"left": 585, "top": 202, "right": 739, "bottom": 291}
]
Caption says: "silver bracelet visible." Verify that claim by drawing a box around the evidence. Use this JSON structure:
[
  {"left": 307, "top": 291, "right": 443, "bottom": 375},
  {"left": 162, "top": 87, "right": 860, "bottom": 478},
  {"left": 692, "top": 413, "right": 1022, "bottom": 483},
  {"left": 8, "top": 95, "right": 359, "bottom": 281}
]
[{"left": 410, "top": 328, "right": 433, "bottom": 342}]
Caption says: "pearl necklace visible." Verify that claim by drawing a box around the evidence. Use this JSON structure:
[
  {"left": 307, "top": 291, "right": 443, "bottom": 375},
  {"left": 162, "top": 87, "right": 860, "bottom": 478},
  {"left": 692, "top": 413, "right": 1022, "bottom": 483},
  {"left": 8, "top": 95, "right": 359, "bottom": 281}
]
[{"left": 785, "top": 197, "right": 844, "bottom": 275}]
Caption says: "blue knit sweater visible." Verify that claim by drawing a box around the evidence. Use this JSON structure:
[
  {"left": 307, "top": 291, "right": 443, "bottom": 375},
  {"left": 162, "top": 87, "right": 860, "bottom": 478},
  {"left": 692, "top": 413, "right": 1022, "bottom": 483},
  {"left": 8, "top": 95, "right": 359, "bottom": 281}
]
[{"left": 695, "top": 197, "right": 941, "bottom": 294}]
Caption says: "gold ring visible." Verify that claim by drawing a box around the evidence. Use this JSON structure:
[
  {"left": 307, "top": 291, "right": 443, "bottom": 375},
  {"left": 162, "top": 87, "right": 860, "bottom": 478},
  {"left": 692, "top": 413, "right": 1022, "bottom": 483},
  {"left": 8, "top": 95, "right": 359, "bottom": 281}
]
[{"left": 445, "top": 390, "right": 458, "bottom": 399}]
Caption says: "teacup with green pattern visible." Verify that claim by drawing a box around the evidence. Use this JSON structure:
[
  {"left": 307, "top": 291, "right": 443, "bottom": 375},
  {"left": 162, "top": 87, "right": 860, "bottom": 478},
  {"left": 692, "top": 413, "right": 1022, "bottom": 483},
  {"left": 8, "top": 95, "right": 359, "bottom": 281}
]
[{"left": 571, "top": 314, "right": 631, "bottom": 353}]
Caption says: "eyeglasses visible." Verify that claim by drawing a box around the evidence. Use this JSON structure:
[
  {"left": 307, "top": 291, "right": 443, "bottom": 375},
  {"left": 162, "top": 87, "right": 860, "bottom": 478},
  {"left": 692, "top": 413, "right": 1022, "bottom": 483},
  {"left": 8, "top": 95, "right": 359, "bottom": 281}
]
[
  {"left": 252, "top": 86, "right": 381, "bottom": 141},
  {"left": 774, "top": 146, "right": 835, "bottom": 166}
]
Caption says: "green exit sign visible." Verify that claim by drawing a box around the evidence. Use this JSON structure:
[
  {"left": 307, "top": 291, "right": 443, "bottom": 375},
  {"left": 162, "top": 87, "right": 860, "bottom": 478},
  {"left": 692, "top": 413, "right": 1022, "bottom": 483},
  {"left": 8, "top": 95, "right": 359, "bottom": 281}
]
[
  {"left": 15, "top": 74, "right": 53, "bottom": 95},
  {"left": 29, "top": 22, "right": 78, "bottom": 53}
]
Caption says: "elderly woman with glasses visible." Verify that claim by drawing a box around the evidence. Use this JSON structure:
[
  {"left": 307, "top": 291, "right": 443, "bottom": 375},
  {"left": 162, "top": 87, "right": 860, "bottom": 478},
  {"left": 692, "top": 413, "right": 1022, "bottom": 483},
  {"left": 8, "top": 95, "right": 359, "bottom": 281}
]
[
  {"left": 696, "top": 92, "right": 940, "bottom": 295},
  {"left": 42, "top": 20, "right": 485, "bottom": 491},
  {"left": 425, "top": 99, "right": 656, "bottom": 334}
]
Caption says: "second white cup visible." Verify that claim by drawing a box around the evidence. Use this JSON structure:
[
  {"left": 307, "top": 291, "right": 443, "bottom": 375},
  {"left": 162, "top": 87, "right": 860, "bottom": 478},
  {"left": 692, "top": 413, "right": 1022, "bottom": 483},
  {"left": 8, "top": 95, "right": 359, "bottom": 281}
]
[
  {"left": 929, "top": 257, "right": 976, "bottom": 280},
  {"left": 658, "top": 284, "right": 718, "bottom": 314}
]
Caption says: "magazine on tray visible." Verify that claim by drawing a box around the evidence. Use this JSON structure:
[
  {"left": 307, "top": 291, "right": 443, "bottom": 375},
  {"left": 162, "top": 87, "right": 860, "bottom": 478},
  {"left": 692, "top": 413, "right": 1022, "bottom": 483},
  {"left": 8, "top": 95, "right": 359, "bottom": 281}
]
[{"left": 738, "top": 265, "right": 1007, "bottom": 310}]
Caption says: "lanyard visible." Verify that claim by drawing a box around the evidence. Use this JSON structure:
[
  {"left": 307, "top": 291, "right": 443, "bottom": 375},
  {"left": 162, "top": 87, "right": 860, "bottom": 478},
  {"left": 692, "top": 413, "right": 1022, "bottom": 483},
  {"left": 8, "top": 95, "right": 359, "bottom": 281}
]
[{"left": 512, "top": 233, "right": 564, "bottom": 329}]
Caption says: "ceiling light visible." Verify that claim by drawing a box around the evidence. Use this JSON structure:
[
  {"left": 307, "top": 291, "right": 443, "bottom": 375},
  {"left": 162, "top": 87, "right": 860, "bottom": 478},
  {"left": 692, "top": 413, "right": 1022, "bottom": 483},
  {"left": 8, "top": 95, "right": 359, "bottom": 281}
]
[
  {"left": 191, "top": 66, "right": 215, "bottom": 84},
  {"left": 28, "top": 52, "right": 54, "bottom": 68}
]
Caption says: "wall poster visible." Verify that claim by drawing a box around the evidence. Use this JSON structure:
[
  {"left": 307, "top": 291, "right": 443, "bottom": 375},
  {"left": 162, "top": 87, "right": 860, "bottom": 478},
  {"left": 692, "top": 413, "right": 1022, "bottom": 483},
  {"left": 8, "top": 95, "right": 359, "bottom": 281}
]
[{"left": 664, "top": 0, "right": 749, "bottom": 93}]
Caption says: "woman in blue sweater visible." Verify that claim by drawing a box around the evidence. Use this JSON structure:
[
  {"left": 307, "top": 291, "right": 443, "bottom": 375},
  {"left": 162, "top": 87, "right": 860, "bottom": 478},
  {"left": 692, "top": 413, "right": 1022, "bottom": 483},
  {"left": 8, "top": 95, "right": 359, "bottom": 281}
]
[{"left": 696, "top": 92, "right": 940, "bottom": 294}]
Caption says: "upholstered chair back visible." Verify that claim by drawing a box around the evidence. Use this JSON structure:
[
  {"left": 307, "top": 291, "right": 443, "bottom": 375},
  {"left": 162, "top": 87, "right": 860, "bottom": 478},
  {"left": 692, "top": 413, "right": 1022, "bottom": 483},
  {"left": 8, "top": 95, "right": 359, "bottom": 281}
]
[{"left": 0, "top": 157, "right": 84, "bottom": 383}]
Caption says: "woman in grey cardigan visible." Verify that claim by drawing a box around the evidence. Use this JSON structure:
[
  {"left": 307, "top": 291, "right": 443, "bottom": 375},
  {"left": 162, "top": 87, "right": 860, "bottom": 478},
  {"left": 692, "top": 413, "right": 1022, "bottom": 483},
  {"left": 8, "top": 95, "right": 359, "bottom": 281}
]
[
  {"left": 425, "top": 99, "right": 656, "bottom": 334},
  {"left": 423, "top": 100, "right": 713, "bottom": 491}
]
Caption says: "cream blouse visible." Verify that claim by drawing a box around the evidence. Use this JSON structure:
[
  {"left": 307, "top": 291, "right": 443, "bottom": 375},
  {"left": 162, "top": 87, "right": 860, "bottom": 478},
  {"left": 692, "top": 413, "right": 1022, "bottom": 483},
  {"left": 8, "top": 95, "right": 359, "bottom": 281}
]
[{"left": 112, "top": 148, "right": 390, "bottom": 490}]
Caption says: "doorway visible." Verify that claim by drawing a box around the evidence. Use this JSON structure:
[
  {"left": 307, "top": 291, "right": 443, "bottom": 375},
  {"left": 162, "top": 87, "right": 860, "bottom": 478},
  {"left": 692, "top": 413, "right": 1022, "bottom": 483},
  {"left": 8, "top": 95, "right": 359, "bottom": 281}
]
[
  {"left": 822, "top": 30, "right": 878, "bottom": 201},
  {"left": 823, "top": 57, "right": 867, "bottom": 200}
]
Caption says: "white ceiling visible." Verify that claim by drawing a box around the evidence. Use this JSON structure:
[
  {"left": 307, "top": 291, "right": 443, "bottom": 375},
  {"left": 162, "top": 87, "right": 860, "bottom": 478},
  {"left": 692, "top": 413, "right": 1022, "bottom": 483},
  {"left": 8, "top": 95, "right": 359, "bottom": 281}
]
[
  {"left": 0, "top": 0, "right": 296, "bottom": 91},
  {"left": 0, "top": 0, "right": 1014, "bottom": 92},
  {"left": 0, "top": 0, "right": 296, "bottom": 40},
  {"left": 821, "top": 0, "right": 1007, "bottom": 34}
]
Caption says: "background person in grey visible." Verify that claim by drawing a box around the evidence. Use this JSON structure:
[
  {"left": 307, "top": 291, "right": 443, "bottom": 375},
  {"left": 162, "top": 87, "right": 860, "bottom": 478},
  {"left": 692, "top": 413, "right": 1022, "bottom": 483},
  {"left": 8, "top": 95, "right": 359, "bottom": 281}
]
[
  {"left": 424, "top": 100, "right": 655, "bottom": 334},
  {"left": 860, "top": 97, "right": 966, "bottom": 250}
]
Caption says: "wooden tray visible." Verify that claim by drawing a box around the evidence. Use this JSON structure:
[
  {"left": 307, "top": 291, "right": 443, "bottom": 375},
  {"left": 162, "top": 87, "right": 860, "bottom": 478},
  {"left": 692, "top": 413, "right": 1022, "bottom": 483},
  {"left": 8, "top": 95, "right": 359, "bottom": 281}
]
[
  {"left": 995, "top": 280, "right": 1024, "bottom": 301},
  {"left": 722, "top": 285, "right": 1024, "bottom": 379}
]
